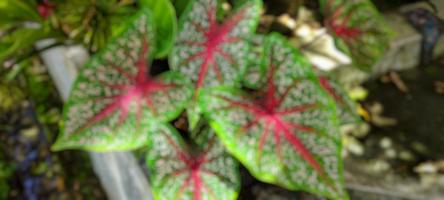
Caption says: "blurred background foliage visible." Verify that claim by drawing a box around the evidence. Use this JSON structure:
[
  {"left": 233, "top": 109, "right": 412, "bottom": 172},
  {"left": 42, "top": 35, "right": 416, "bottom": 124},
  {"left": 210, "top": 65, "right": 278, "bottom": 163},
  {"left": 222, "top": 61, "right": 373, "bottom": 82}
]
[
  {"left": 0, "top": 151, "right": 14, "bottom": 199},
  {"left": 0, "top": 0, "right": 136, "bottom": 69},
  {"left": 53, "top": 0, "right": 136, "bottom": 52}
]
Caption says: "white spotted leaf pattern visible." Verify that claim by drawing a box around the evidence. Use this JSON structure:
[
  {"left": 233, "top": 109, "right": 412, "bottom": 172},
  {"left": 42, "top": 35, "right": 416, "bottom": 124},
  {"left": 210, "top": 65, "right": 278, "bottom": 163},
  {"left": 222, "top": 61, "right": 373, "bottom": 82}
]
[
  {"left": 200, "top": 34, "right": 347, "bottom": 199},
  {"left": 170, "top": 0, "right": 261, "bottom": 130},
  {"left": 320, "top": 0, "right": 393, "bottom": 70},
  {"left": 169, "top": 0, "right": 262, "bottom": 92},
  {"left": 53, "top": 9, "right": 193, "bottom": 151},
  {"left": 146, "top": 124, "right": 240, "bottom": 200}
]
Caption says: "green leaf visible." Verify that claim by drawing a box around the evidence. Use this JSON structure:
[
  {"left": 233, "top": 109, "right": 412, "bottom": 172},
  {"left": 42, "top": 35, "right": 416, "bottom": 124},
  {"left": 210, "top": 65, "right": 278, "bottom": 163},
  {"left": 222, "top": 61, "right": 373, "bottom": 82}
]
[
  {"left": 54, "top": 0, "right": 135, "bottom": 51},
  {"left": 140, "top": 0, "right": 177, "bottom": 58},
  {"left": 169, "top": 0, "right": 262, "bottom": 93},
  {"left": 200, "top": 34, "right": 347, "bottom": 199},
  {"left": 0, "top": 26, "right": 53, "bottom": 64},
  {"left": 187, "top": 102, "right": 202, "bottom": 131},
  {"left": 170, "top": 0, "right": 192, "bottom": 18},
  {"left": 146, "top": 124, "right": 240, "bottom": 200},
  {"left": 0, "top": 0, "right": 41, "bottom": 28},
  {"left": 319, "top": 0, "right": 394, "bottom": 71},
  {"left": 53, "top": 9, "right": 192, "bottom": 151}
]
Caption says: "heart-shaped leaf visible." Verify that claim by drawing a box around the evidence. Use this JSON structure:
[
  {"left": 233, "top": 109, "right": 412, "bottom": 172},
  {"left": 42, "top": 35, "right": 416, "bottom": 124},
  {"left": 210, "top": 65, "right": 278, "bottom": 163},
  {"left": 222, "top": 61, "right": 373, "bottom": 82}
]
[
  {"left": 171, "top": 0, "right": 261, "bottom": 130},
  {"left": 53, "top": 9, "right": 192, "bottom": 151},
  {"left": 146, "top": 124, "right": 240, "bottom": 200},
  {"left": 320, "top": 0, "right": 393, "bottom": 70},
  {"left": 200, "top": 34, "right": 347, "bottom": 199},
  {"left": 170, "top": 0, "right": 262, "bottom": 91},
  {"left": 247, "top": 35, "right": 359, "bottom": 124}
]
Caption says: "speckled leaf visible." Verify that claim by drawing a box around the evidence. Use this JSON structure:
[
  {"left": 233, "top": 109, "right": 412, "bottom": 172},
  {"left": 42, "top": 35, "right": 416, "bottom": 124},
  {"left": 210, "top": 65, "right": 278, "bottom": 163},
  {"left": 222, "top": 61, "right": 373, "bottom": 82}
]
[
  {"left": 146, "top": 124, "right": 240, "bottom": 200},
  {"left": 318, "top": 75, "right": 360, "bottom": 125},
  {"left": 243, "top": 34, "right": 266, "bottom": 89},
  {"left": 320, "top": 0, "right": 393, "bottom": 70},
  {"left": 169, "top": 0, "right": 262, "bottom": 92},
  {"left": 53, "top": 9, "right": 192, "bottom": 151},
  {"left": 200, "top": 34, "right": 347, "bottom": 199}
]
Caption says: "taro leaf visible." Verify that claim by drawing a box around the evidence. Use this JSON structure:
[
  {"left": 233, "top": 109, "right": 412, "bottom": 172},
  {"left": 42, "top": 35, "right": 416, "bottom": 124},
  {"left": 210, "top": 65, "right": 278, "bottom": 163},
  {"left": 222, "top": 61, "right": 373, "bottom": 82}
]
[
  {"left": 200, "top": 34, "right": 347, "bottom": 199},
  {"left": 318, "top": 75, "right": 360, "bottom": 125},
  {"left": 319, "top": 0, "right": 393, "bottom": 71},
  {"left": 53, "top": 9, "right": 192, "bottom": 151},
  {"left": 140, "top": 0, "right": 177, "bottom": 58},
  {"left": 146, "top": 124, "right": 240, "bottom": 200},
  {"left": 169, "top": 0, "right": 262, "bottom": 92}
]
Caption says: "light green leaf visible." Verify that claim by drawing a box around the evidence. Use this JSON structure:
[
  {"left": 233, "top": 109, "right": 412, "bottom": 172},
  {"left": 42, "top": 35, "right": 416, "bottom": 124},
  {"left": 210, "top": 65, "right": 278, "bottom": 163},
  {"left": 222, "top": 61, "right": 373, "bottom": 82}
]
[
  {"left": 170, "top": 0, "right": 192, "bottom": 18},
  {"left": 0, "top": 27, "right": 53, "bottom": 64},
  {"left": 0, "top": 0, "right": 41, "bottom": 27},
  {"left": 140, "top": 0, "right": 178, "bottom": 58}
]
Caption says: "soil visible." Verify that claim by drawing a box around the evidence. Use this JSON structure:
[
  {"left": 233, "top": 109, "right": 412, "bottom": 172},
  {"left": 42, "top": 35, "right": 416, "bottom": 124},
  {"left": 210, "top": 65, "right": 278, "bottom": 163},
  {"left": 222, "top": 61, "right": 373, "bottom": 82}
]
[{"left": 343, "top": 61, "right": 444, "bottom": 200}]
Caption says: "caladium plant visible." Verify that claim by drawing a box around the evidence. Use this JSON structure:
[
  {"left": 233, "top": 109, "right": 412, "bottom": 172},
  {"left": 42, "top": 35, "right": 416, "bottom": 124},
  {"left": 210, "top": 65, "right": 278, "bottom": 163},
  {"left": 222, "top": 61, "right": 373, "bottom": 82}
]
[
  {"left": 320, "top": 0, "right": 393, "bottom": 70},
  {"left": 146, "top": 123, "right": 240, "bottom": 200},
  {"left": 45, "top": 0, "right": 395, "bottom": 199},
  {"left": 199, "top": 34, "right": 346, "bottom": 199},
  {"left": 53, "top": 9, "right": 192, "bottom": 151},
  {"left": 169, "top": 0, "right": 262, "bottom": 129}
]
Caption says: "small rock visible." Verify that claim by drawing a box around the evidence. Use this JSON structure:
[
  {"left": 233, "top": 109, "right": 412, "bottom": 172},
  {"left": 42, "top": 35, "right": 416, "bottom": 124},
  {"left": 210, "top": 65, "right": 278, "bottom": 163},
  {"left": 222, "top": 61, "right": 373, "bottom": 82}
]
[
  {"left": 277, "top": 14, "right": 296, "bottom": 30},
  {"left": 342, "top": 123, "right": 369, "bottom": 137},
  {"left": 385, "top": 149, "right": 397, "bottom": 159},
  {"left": 415, "top": 162, "right": 437, "bottom": 174},
  {"left": 21, "top": 127, "right": 39, "bottom": 140},
  {"left": 371, "top": 160, "right": 391, "bottom": 172},
  {"left": 347, "top": 137, "right": 365, "bottom": 156},
  {"left": 352, "top": 123, "right": 370, "bottom": 138},
  {"left": 379, "top": 137, "right": 392, "bottom": 149}
]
